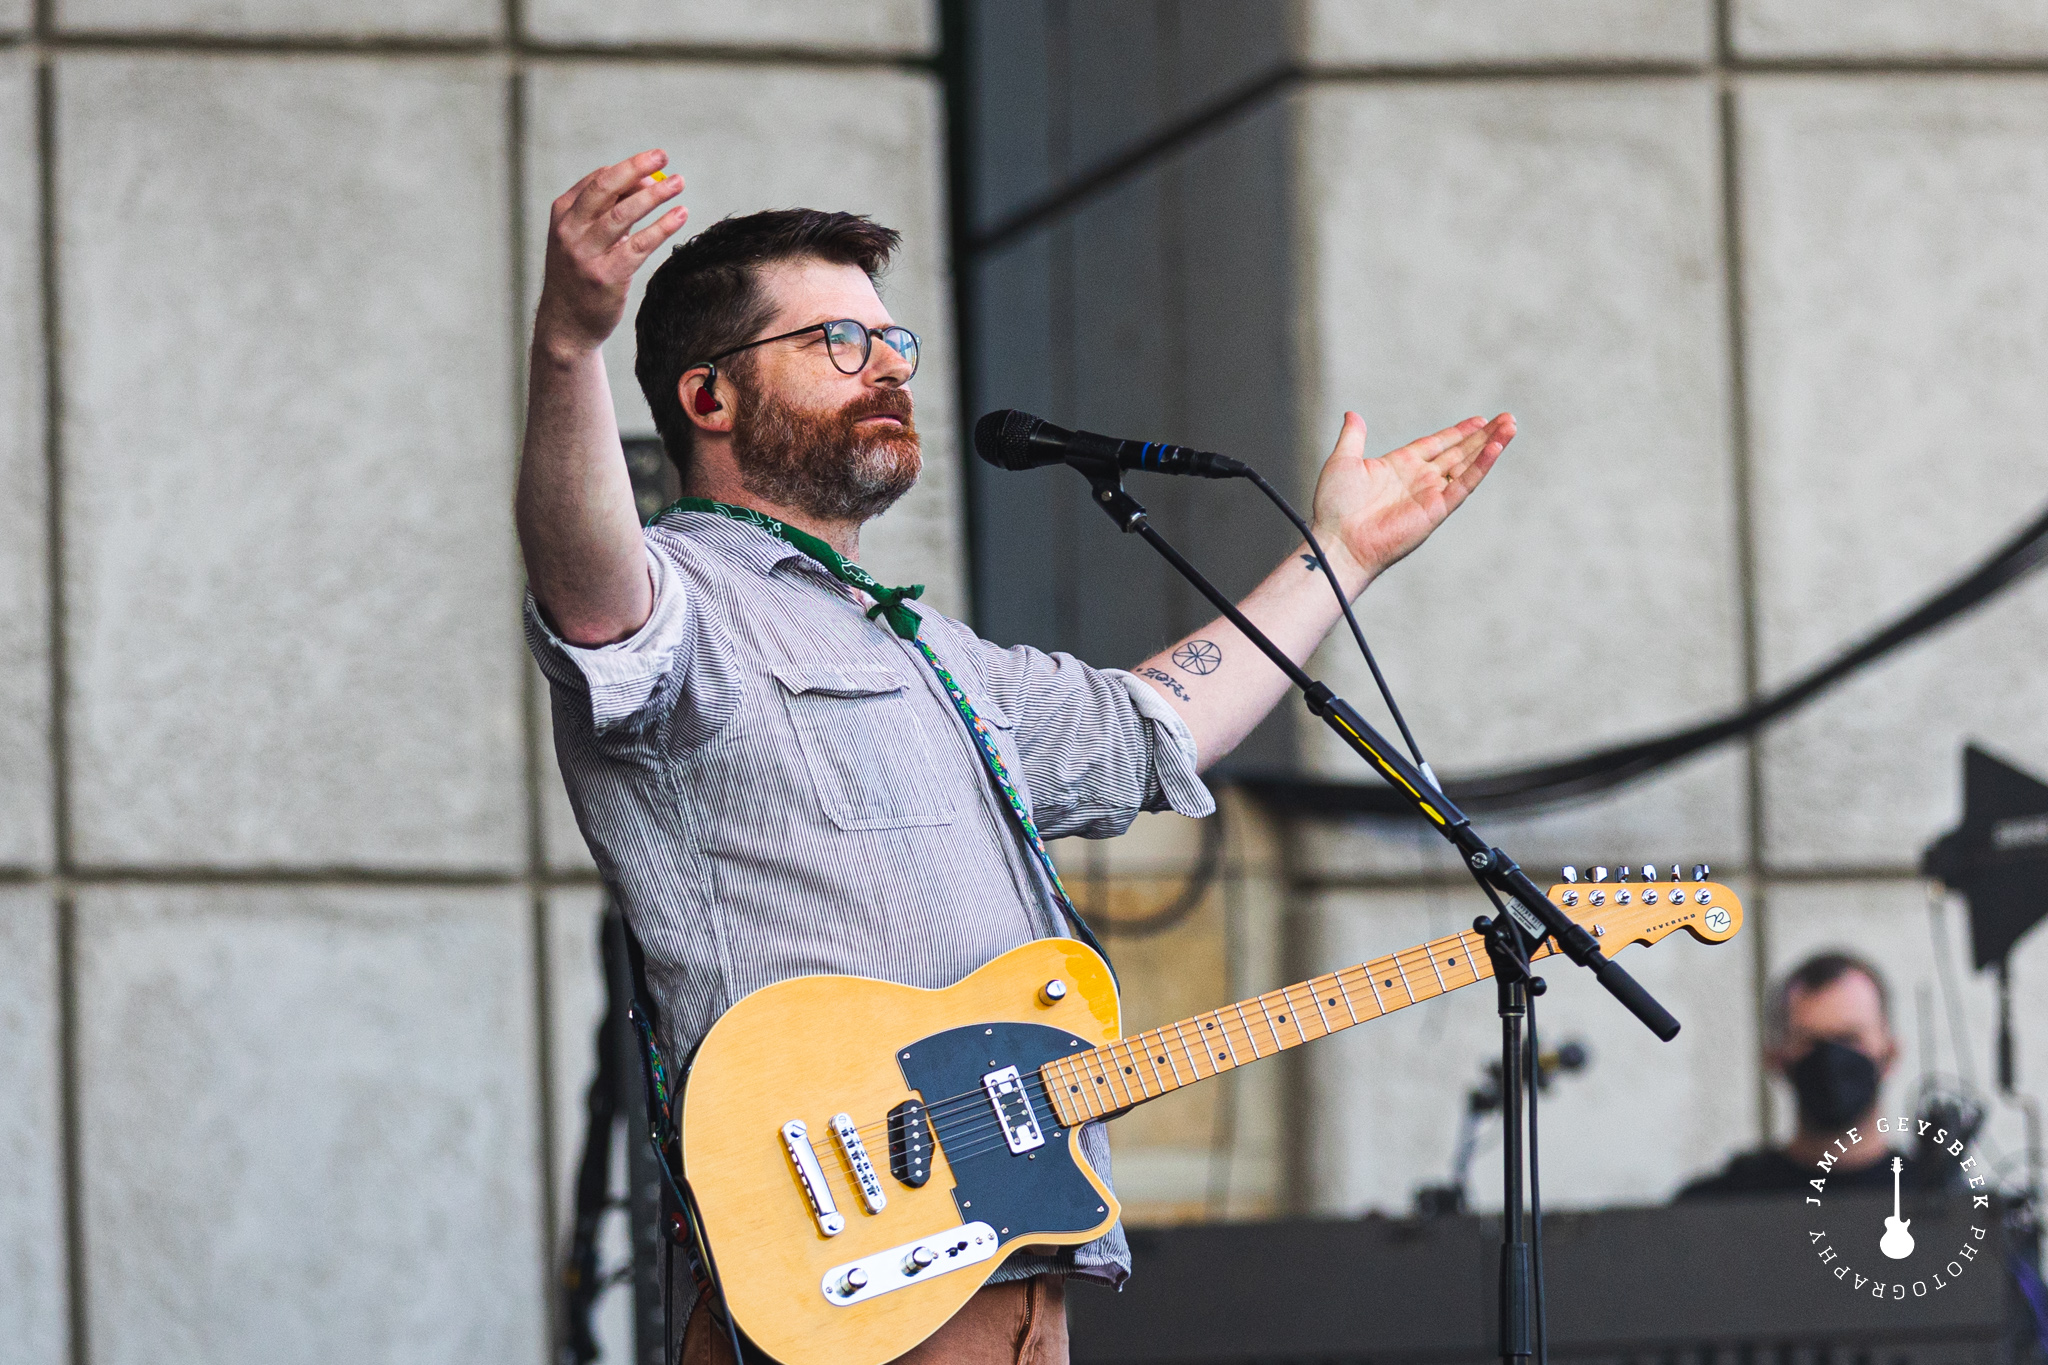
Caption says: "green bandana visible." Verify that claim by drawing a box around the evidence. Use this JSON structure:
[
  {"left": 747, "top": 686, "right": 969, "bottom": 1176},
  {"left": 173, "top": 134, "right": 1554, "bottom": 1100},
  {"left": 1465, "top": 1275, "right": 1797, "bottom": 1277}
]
[{"left": 661, "top": 498, "right": 926, "bottom": 640}]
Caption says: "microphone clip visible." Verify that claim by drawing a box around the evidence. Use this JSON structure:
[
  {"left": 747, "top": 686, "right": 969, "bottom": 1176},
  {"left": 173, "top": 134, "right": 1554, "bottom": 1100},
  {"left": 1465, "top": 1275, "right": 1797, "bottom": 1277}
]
[{"left": 1080, "top": 463, "right": 1150, "bottom": 534}]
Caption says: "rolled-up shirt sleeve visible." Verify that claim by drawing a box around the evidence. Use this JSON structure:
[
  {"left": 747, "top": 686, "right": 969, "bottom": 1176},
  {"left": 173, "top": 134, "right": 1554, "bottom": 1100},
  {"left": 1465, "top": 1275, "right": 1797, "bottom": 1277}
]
[
  {"left": 523, "top": 539, "right": 694, "bottom": 735},
  {"left": 951, "top": 625, "right": 1215, "bottom": 838}
]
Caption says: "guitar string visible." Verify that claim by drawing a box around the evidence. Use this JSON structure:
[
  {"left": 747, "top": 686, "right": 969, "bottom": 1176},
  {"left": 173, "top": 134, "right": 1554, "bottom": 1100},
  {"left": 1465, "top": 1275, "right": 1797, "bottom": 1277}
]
[
  {"left": 815, "top": 911, "right": 1676, "bottom": 1196},
  {"left": 834, "top": 886, "right": 1678, "bottom": 1149},
  {"left": 843, "top": 908, "right": 1615, "bottom": 1157},
  {"left": 836, "top": 931, "right": 1505, "bottom": 1147},
  {"left": 811, "top": 899, "right": 1699, "bottom": 1201},
  {"left": 848, "top": 935, "right": 1519, "bottom": 1170},
  {"left": 838, "top": 930, "right": 1523, "bottom": 1152}
]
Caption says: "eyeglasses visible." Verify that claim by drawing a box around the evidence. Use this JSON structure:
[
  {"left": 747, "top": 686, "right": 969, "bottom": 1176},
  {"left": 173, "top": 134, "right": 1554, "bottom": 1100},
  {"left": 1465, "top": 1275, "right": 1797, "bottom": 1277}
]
[{"left": 703, "top": 318, "right": 920, "bottom": 380}]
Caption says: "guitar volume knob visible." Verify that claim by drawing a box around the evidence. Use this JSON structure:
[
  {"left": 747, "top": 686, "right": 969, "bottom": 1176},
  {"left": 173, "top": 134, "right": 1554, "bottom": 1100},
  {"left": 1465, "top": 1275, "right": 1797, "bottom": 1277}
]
[{"left": 905, "top": 1246, "right": 937, "bottom": 1274}]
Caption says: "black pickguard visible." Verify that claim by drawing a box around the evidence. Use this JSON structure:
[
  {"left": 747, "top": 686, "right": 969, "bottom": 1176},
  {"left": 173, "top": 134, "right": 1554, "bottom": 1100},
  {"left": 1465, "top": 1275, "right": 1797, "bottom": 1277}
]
[{"left": 896, "top": 1022, "right": 1106, "bottom": 1242}]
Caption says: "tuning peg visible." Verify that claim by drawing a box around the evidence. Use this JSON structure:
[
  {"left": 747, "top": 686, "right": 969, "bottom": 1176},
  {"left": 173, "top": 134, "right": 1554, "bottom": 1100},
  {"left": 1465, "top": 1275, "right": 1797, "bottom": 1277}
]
[
  {"left": 1618, "top": 865, "right": 1633, "bottom": 882},
  {"left": 1693, "top": 864, "right": 1710, "bottom": 882},
  {"left": 1592, "top": 866, "right": 1608, "bottom": 883},
  {"left": 1562, "top": 866, "right": 1578, "bottom": 884}
]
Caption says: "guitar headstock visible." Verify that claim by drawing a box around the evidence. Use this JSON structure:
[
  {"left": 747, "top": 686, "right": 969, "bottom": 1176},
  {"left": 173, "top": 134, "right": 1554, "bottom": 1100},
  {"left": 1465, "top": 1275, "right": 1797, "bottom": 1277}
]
[{"left": 1543, "top": 862, "right": 1742, "bottom": 953}]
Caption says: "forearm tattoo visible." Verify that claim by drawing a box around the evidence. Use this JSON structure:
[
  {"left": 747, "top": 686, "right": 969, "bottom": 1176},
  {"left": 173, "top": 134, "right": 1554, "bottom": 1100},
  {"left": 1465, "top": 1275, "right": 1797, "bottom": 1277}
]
[
  {"left": 1140, "top": 666, "right": 1191, "bottom": 702},
  {"left": 1301, "top": 552, "right": 1321, "bottom": 572},
  {"left": 1170, "top": 639, "right": 1223, "bottom": 676}
]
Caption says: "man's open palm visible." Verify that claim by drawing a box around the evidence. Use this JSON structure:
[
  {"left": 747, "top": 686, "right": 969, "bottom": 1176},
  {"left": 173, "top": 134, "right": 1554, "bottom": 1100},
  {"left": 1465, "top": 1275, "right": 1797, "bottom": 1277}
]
[
  {"left": 1312, "top": 411, "right": 1515, "bottom": 582},
  {"left": 537, "top": 149, "right": 691, "bottom": 354}
]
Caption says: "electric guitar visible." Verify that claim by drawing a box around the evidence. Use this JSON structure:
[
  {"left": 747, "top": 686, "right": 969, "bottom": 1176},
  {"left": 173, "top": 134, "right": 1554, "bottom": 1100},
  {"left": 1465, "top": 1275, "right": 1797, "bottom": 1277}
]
[
  {"left": 1881, "top": 1155, "right": 1915, "bottom": 1259},
  {"left": 681, "top": 872, "right": 1744, "bottom": 1365}
]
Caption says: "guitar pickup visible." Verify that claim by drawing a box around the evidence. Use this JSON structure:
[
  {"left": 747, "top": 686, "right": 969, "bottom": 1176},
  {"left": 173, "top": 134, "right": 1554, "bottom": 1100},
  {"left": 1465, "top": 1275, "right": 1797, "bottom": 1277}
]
[
  {"left": 887, "top": 1099, "right": 933, "bottom": 1188},
  {"left": 982, "top": 1065, "right": 1044, "bottom": 1155},
  {"left": 781, "top": 1120, "right": 845, "bottom": 1237},
  {"left": 830, "top": 1112, "right": 886, "bottom": 1215}
]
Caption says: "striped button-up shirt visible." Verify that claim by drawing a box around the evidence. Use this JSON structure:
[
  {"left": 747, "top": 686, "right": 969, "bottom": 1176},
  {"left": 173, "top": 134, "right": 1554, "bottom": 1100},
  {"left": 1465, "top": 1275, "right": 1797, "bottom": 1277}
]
[{"left": 526, "top": 507, "right": 1214, "bottom": 1300}]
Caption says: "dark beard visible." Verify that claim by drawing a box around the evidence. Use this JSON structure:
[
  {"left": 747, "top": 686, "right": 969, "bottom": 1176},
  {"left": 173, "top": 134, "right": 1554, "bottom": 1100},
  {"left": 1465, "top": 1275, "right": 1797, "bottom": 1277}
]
[{"left": 729, "top": 384, "right": 921, "bottom": 523}]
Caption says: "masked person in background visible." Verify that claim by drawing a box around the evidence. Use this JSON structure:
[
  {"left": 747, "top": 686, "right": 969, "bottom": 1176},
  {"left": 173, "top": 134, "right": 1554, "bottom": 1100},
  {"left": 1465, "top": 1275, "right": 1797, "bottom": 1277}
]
[{"left": 1677, "top": 952, "right": 1923, "bottom": 1199}]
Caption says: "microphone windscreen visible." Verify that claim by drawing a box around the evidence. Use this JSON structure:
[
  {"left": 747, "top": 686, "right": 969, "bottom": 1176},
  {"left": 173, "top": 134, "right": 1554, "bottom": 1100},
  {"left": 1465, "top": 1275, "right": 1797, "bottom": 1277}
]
[{"left": 972, "top": 408, "right": 1045, "bottom": 470}]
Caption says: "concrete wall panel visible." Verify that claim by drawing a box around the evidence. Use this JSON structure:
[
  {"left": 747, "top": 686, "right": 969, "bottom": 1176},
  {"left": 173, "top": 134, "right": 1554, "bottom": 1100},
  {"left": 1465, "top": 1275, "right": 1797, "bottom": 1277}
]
[
  {"left": 522, "top": 62, "right": 965, "bottom": 617},
  {"left": 54, "top": 0, "right": 495, "bottom": 39},
  {"left": 74, "top": 885, "right": 544, "bottom": 1365},
  {"left": 1307, "top": 884, "right": 1756, "bottom": 1214},
  {"left": 1734, "top": 1, "right": 2048, "bottom": 60},
  {"left": 1740, "top": 78, "right": 2048, "bottom": 871},
  {"left": 1297, "top": 80, "right": 1745, "bottom": 872},
  {"left": 59, "top": 55, "right": 524, "bottom": 872},
  {"left": 525, "top": 0, "right": 935, "bottom": 54},
  {"left": 970, "top": 0, "right": 1292, "bottom": 237},
  {"left": 0, "top": 54, "right": 47, "bottom": 871},
  {"left": 1300, "top": 0, "right": 1712, "bottom": 66},
  {"left": 0, "top": 888, "right": 66, "bottom": 1365}
]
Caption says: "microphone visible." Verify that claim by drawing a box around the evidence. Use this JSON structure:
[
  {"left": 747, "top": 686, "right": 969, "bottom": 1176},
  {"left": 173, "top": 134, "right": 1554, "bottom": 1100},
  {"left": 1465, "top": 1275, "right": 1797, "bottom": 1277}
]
[{"left": 973, "top": 408, "right": 1248, "bottom": 479}]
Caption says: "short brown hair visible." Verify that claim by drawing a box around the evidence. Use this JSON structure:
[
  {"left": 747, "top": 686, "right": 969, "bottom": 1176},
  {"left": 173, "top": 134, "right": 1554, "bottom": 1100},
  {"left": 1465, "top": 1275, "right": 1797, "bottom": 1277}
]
[
  {"left": 633, "top": 209, "right": 901, "bottom": 472},
  {"left": 1766, "top": 951, "right": 1891, "bottom": 1049}
]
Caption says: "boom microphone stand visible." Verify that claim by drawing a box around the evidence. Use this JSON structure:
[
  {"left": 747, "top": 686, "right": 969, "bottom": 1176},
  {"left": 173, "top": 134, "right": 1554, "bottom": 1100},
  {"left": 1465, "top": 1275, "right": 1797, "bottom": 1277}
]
[{"left": 1069, "top": 460, "right": 1681, "bottom": 1365}]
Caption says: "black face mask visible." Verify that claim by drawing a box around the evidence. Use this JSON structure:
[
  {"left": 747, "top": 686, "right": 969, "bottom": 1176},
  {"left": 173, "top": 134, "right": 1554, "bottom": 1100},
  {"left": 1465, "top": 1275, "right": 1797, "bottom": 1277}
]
[{"left": 1789, "top": 1039, "right": 1881, "bottom": 1132}]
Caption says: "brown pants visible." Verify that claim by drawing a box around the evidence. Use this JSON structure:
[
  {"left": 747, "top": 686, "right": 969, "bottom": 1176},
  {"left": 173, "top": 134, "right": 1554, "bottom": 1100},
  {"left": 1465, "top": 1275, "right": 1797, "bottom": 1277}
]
[{"left": 681, "top": 1276, "right": 1068, "bottom": 1365}]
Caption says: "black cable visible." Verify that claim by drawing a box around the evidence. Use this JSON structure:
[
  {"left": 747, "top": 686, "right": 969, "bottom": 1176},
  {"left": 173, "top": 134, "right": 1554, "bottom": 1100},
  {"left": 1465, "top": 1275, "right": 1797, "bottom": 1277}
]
[
  {"left": 1239, "top": 492, "right": 2048, "bottom": 816},
  {"left": 1243, "top": 468, "right": 1435, "bottom": 780},
  {"left": 1528, "top": 991, "right": 1547, "bottom": 1365}
]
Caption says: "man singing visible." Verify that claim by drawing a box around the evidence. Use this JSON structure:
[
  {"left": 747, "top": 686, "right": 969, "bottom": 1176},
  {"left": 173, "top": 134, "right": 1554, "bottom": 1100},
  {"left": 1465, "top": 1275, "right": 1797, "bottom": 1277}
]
[{"left": 516, "top": 149, "right": 1515, "bottom": 1365}]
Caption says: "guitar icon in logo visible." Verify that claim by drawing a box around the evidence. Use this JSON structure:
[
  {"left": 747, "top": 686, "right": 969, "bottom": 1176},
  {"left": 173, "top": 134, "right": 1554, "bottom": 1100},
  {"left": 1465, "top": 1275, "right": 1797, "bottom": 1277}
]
[{"left": 1880, "top": 1155, "right": 1914, "bottom": 1260}]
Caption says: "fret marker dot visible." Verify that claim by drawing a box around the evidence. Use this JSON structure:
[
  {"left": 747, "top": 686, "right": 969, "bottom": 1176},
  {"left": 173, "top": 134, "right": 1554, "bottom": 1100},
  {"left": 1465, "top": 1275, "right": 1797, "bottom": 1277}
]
[
  {"left": 1385, "top": 980, "right": 1393, "bottom": 988},
  {"left": 1217, "top": 1052, "right": 1226, "bottom": 1061}
]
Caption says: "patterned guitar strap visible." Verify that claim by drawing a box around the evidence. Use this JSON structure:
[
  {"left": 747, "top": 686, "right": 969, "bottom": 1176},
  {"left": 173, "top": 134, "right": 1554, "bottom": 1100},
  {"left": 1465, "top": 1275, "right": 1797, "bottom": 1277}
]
[{"left": 666, "top": 498, "right": 1116, "bottom": 975}]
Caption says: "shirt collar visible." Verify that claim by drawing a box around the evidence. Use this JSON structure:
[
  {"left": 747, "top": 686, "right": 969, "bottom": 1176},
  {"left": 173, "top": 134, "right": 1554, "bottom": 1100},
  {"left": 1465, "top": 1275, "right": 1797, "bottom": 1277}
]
[{"left": 655, "top": 507, "right": 851, "bottom": 591}]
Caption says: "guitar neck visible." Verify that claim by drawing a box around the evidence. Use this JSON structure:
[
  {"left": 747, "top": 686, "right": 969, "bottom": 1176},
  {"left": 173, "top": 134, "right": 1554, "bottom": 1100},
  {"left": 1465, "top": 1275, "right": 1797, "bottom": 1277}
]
[{"left": 1041, "top": 923, "right": 1558, "bottom": 1128}]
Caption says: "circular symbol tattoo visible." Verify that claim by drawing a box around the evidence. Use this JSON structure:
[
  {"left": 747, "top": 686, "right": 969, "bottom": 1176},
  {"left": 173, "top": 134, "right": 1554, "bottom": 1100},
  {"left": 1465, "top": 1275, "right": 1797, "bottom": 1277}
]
[{"left": 1171, "top": 639, "right": 1223, "bottom": 676}]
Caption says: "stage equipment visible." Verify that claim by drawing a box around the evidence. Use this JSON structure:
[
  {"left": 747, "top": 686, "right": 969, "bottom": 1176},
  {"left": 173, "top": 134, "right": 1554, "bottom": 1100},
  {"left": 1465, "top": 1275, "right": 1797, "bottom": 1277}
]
[
  {"left": 678, "top": 883, "right": 1741, "bottom": 1365},
  {"left": 1415, "top": 1040, "right": 1591, "bottom": 1219},
  {"left": 558, "top": 904, "right": 669, "bottom": 1365},
  {"left": 1066, "top": 1200, "right": 2016, "bottom": 1365},
  {"left": 977, "top": 410, "right": 1704, "bottom": 1365},
  {"left": 1925, "top": 744, "right": 2048, "bottom": 1092}
]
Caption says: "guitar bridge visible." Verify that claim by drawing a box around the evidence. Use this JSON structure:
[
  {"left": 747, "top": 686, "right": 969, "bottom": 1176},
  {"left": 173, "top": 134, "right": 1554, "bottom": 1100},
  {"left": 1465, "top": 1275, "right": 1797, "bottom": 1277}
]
[
  {"left": 982, "top": 1065, "right": 1044, "bottom": 1155},
  {"left": 780, "top": 1120, "right": 845, "bottom": 1237}
]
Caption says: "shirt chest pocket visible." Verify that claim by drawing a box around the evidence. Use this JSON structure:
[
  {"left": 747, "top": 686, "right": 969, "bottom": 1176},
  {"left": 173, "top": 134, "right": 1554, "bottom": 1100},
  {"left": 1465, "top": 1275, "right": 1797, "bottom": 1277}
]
[{"left": 772, "top": 664, "right": 957, "bottom": 831}]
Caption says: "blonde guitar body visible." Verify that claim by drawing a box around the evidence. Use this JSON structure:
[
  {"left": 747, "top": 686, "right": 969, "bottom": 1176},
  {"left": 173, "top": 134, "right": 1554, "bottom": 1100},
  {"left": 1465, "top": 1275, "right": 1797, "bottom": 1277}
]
[
  {"left": 682, "top": 938, "right": 1122, "bottom": 1365},
  {"left": 681, "top": 878, "right": 1743, "bottom": 1365}
]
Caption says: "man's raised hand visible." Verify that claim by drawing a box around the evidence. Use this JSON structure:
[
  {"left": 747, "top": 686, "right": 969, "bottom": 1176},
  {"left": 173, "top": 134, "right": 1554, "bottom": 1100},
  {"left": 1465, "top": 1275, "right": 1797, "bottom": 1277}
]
[
  {"left": 1310, "top": 410, "right": 1516, "bottom": 586},
  {"left": 535, "top": 149, "right": 689, "bottom": 359}
]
